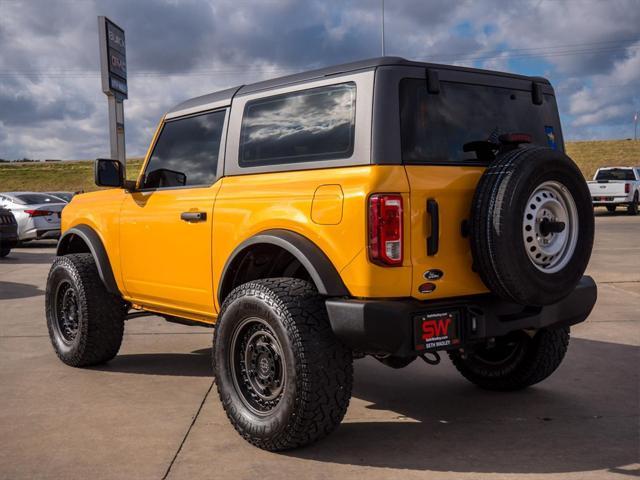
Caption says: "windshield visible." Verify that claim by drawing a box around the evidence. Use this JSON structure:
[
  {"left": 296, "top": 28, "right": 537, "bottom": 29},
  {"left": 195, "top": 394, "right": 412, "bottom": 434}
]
[
  {"left": 13, "top": 193, "right": 63, "bottom": 205},
  {"left": 400, "top": 79, "right": 563, "bottom": 164},
  {"left": 595, "top": 169, "right": 635, "bottom": 181}
]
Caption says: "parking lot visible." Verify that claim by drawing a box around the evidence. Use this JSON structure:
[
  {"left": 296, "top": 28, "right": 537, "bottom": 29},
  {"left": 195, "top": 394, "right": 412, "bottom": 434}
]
[{"left": 0, "top": 212, "right": 638, "bottom": 480}]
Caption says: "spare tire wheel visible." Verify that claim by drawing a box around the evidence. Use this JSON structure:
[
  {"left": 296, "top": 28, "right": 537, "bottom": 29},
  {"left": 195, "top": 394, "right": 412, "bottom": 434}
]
[{"left": 470, "top": 146, "right": 594, "bottom": 306}]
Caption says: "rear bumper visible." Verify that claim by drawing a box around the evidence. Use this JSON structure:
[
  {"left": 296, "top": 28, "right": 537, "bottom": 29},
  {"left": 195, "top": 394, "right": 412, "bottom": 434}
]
[
  {"left": 592, "top": 196, "right": 632, "bottom": 205},
  {"left": 326, "top": 276, "right": 597, "bottom": 357}
]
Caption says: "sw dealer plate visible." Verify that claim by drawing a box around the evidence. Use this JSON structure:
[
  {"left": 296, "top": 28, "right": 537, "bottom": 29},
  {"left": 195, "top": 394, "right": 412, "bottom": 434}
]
[{"left": 414, "top": 310, "right": 461, "bottom": 352}]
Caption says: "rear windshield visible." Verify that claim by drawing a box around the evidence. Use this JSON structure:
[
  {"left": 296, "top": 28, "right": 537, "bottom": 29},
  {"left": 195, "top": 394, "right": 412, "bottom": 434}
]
[
  {"left": 400, "top": 79, "right": 563, "bottom": 164},
  {"left": 13, "top": 193, "right": 63, "bottom": 204},
  {"left": 595, "top": 169, "right": 635, "bottom": 181}
]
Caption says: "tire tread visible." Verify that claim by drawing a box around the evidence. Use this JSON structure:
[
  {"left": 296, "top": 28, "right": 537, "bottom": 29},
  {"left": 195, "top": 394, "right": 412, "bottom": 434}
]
[{"left": 213, "top": 278, "right": 352, "bottom": 451}]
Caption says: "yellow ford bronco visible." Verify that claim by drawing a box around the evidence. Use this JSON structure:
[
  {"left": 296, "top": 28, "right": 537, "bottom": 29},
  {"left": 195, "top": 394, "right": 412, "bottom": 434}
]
[{"left": 46, "top": 57, "right": 597, "bottom": 450}]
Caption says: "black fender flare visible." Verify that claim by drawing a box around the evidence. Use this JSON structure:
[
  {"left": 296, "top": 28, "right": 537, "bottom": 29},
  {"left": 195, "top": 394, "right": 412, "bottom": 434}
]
[
  {"left": 218, "top": 229, "right": 350, "bottom": 303},
  {"left": 56, "top": 225, "right": 120, "bottom": 295}
]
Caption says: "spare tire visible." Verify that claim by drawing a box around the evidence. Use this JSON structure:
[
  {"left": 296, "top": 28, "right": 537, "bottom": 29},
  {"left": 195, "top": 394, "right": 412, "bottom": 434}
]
[{"left": 470, "top": 146, "right": 594, "bottom": 306}]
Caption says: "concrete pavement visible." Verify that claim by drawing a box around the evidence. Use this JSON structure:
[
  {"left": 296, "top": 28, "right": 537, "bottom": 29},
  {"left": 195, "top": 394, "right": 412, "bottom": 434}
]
[{"left": 0, "top": 212, "right": 638, "bottom": 480}]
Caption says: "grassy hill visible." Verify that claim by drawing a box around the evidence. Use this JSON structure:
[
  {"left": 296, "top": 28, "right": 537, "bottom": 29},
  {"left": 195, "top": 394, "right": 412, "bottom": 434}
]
[
  {"left": 565, "top": 139, "right": 639, "bottom": 179},
  {"left": 0, "top": 140, "right": 638, "bottom": 192},
  {"left": 0, "top": 158, "right": 144, "bottom": 193}
]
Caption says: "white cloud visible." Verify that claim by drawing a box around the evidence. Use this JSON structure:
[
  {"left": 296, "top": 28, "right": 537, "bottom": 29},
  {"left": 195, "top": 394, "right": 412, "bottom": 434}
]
[{"left": 1, "top": 0, "right": 639, "bottom": 160}]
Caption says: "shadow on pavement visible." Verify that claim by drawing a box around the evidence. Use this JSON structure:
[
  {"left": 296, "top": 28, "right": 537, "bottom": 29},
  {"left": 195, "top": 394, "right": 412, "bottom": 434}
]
[
  {"left": 1, "top": 250, "right": 56, "bottom": 264},
  {"left": 287, "top": 338, "right": 639, "bottom": 475},
  {"left": 94, "top": 348, "right": 212, "bottom": 377},
  {"left": 0, "top": 281, "right": 44, "bottom": 299}
]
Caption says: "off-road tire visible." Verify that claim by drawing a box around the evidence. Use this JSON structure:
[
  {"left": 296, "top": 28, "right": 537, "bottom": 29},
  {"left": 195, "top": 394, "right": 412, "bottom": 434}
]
[
  {"left": 606, "top": 205, "right": 616, "bottom": 213},
  {"left": 628, "top": 192, "right": 639, "bottom": 215},
  {"left": 0, "top": 247, "right": 10, "bottom": 257},
  {"left": 45, "top": 254, "right": 125, "bottom": 367},
  {"left": 448, "top": 327, "right": 570, "bottom": 391},
  {"left": 213, "top": 278, "right": 353, "bottom": 451},
  {"left": 470, "top": 146, "right": 594, "bottom": 306}
]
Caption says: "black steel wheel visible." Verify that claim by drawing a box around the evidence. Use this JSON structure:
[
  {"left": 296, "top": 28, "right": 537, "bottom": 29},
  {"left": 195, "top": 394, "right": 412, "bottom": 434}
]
[
  {"left": 230, "top": 317, "right": 286, "bottom": 415},
  {"left": 213, "top": 278, "right": 353, "bottom": 451},
  {"left": 53, "top": 280, "right": 81, "bottom": 343}
]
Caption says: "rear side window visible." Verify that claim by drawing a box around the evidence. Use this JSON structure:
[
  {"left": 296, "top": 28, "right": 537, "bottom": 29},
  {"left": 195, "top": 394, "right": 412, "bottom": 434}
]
[
  {"left": 400, "top": 79, "right": 563, "bottom": 164},
  {"left": 141, "top": 110, "right": 226, "bottom": 189},
  {"left": 239, "top": 83, "right": 356, "bottom": 167},
  {"left": 595, "top": 168, "right": 635, "bottom": 181}
]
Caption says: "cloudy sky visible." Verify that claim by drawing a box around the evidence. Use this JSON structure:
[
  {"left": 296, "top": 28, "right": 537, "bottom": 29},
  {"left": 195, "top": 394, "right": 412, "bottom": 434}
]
[{"left": 0, "top": 0, "right": 639, "bottom": 160}]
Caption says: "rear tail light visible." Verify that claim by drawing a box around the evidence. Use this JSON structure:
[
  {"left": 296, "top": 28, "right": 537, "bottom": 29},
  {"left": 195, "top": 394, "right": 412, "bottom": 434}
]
[
  {"left": 25, "top": 209, "right": 53, "bottom": 217},
  {"left": 368, "top": 194, "right": 403, "bottom": 266},
  {"left": 625, "top": 183, "right": 630, "bottom": 194}
]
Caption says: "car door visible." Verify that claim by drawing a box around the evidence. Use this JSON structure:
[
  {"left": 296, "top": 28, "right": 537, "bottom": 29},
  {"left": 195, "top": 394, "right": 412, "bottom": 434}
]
[{"left": 119, "top": 108, "right": 228, "bottom": 319}]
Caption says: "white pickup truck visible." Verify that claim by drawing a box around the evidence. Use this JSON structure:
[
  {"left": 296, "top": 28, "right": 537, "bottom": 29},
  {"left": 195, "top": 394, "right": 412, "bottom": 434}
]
[{"left": 588, "top": 166, "right": 640, "bottom": 215}]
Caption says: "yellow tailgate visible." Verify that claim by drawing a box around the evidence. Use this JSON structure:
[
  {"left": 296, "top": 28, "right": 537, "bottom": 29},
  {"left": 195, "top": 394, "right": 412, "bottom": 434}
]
[{"left": 405, "top": 165, "right": 489, "bottom": 300}]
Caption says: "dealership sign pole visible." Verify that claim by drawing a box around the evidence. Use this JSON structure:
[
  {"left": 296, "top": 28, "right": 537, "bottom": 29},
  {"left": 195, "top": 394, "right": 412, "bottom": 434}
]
[{"left": 98, "top": 16, "right": 127, "bottom": 168}]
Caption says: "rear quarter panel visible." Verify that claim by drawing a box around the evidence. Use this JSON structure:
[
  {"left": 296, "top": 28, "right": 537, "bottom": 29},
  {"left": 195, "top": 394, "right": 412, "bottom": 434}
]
[{"left": 212, "top": 165, "right": 412, "bottom": 311}]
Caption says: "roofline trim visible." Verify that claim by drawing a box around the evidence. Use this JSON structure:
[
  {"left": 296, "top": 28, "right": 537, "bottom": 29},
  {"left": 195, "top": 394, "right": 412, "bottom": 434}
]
[{"left": 165, "top": 98, "right": 231, "bottom": 120}]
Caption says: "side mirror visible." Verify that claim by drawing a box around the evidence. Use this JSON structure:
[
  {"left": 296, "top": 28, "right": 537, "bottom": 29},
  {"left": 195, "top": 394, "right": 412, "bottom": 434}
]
[{"left": 95, "top": 159, "right": 124, "bottom": 188}]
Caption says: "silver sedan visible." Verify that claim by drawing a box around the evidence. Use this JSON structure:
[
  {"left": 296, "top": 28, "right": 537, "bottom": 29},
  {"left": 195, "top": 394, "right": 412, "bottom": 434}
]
[{"left": 0, "top": 192, "right": 66, "bottom": 242}]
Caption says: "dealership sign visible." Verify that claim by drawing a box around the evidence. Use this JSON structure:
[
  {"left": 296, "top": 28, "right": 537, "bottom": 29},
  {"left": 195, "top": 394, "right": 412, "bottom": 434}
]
[{"left": 99, "top": 17, "right": 127, "bottom": 99}]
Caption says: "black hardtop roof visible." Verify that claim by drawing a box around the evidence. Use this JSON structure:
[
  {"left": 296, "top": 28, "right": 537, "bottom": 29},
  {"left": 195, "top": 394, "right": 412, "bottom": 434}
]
[{"left": 166, "top": 56, "right": 550, "bottom": 116}]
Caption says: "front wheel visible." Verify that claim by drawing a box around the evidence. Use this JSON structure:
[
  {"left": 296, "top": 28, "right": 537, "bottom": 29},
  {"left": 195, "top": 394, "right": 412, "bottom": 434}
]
[
  {"left": 213, "top": 278, "right": 353, "bottom": 451},
  {"left": 45, "top": 254, "right": 126, "bottom": 367},
  {"left": 448, "top": 327, "right": 570, "bottom": 391}
]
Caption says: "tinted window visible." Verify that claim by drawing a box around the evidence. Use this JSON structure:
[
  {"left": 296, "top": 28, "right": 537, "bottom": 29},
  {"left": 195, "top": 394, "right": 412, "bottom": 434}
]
[
  {"left": 14, "top": 193, "right": 63, "bottom": 204},
  {"left": 239, "top": 83, "right": 356, "bottom": 167},
  {"left": 595, "top": 168, "right": 635, "bottom": 181},
  {"left": 400, "top": 79, "right": 563, "bottom": 164},
  {"left": 142, "top": 110, "right": 226, "bottom": 189}
]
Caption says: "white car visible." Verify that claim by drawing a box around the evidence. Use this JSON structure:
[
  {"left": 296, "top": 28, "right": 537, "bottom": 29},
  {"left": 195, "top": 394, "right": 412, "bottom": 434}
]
[
  {"left": 0, "top": 192, "right": 66, "bottom": 242},
  {"left": 588, "top": 167, "right": 640, "bottom": 215}
]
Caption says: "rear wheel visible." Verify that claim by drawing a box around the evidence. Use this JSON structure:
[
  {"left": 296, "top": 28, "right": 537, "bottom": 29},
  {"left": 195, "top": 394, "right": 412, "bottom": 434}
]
[
  {"left": 213, "top": 278, "right": 353, "bottom": 451},
  {"left": 606, "top": 205, "right": 616, "bottom": 213},
  {"left": 45, "top": 254, "right": 125, "bottom": 367},
  {"left": 628, "top": 192, "right": 639, "bottom": 215},
  {"left": 449, "top": 327, "right": 570, "bottom": 391},
  {"left": 0, "top": 247, "right": 10, "bottom": 257}
]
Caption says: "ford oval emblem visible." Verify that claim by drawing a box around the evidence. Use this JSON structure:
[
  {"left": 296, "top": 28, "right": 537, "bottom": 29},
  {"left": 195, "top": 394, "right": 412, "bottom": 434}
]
[{"left": 424, "top": 269, "right": 444, "bottom": 280}]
